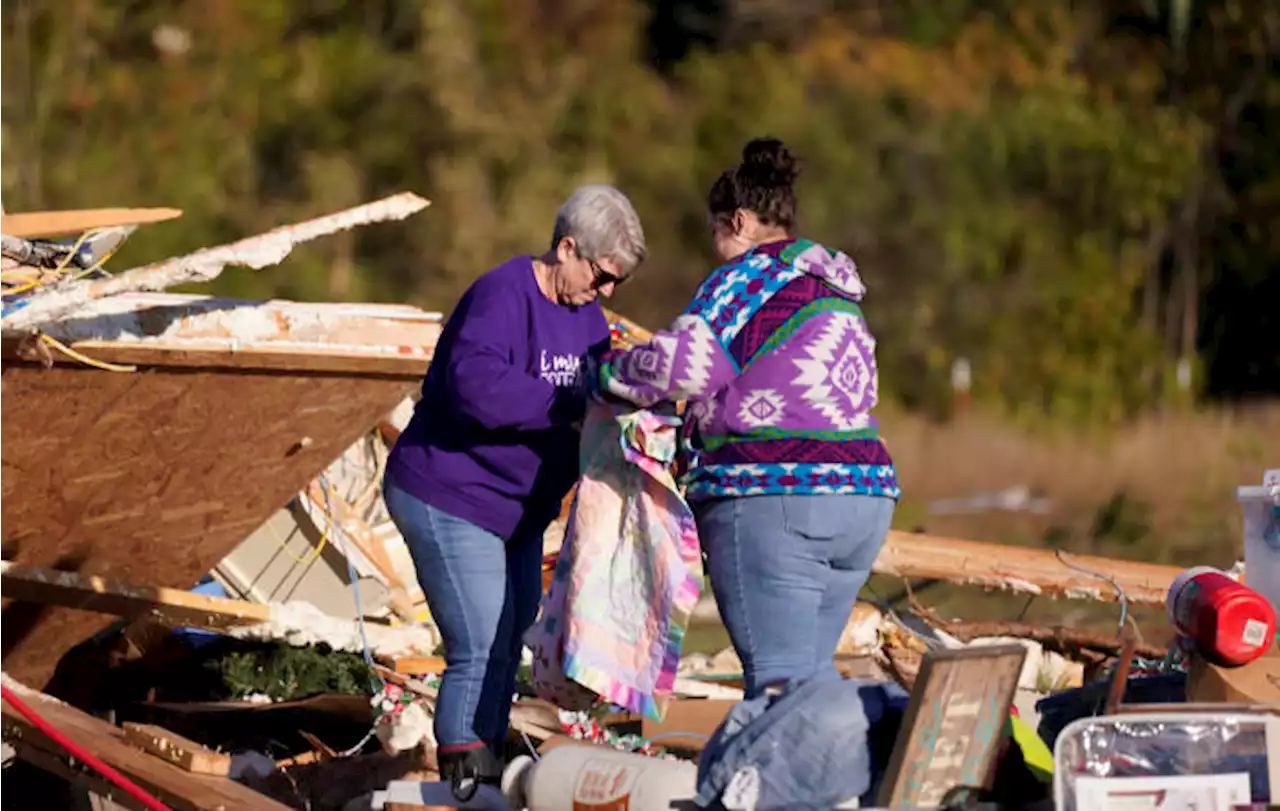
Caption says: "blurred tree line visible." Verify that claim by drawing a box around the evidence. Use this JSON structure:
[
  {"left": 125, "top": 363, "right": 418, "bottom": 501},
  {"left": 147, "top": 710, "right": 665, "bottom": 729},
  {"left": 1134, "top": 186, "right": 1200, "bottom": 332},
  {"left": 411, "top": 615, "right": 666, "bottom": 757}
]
[{"left": 2, "top": 0, "right": 1276, "bottom": 423}]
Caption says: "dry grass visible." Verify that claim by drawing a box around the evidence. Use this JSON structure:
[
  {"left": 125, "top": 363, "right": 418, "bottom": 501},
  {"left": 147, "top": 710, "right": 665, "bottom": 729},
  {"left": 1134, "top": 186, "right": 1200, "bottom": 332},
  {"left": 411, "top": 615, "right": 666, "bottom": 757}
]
[
  {"left": 881, "top": 404, "right": 1279, "bottom": 563},
  {"left": 862, "top": 403, "right": 1280, "bottom": 634}
]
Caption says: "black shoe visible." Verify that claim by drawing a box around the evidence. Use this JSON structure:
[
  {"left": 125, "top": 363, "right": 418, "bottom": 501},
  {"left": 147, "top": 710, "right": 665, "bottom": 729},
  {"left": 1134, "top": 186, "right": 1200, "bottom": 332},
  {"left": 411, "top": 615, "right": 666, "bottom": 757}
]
[{"left": 438, "top": 746, "right": 503, "bottom": 803}]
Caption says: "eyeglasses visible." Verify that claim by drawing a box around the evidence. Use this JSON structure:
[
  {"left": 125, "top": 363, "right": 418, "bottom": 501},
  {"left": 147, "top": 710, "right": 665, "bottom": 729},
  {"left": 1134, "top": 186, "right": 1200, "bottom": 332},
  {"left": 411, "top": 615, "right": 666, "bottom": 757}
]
[{"left": 578, "top": 249, "right": 627, "bottom": 290}]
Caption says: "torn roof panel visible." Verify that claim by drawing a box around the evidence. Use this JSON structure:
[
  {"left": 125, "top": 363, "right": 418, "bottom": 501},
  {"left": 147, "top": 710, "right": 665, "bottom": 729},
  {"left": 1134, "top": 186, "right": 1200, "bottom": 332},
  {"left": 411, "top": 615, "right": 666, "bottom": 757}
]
[{"left": 6, "top": 293, "right": 443, "bottom": 375}]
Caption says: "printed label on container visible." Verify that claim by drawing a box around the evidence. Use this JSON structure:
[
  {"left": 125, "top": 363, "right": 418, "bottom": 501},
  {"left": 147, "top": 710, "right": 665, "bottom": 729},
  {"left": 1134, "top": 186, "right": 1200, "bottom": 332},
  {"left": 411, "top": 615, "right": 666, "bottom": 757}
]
[
  {"left": 573, "top": 759, "right": 637, "bottom": 811},
  {"left": 1242, "top": 618, "right": 1269, "bottom": 648}
]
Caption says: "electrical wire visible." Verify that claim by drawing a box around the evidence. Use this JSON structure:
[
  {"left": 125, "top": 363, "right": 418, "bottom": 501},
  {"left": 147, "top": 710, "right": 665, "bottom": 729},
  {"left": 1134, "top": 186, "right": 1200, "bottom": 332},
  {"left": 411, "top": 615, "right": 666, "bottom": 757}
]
[
  {"left": 2, "top": 228, "right": 102, "bottom": 297},
  {"left": 2, "top": 227, "right": 138, "bottom": 373},
  {"left": 318, "top": 472, "right": 384, "bottom": 693},
  {"left": 265, "top": 489, "right": 334, "bottom": 567},
  {"left": 640, "top": 731, "right": 712, "bottom": 747},
  {"left": 520, "top": 730, "right": 541, "bottom": 760},
  {"left": 1054, "top": 549, "right": 1130, "bottom": 636},
  {"left": 38, "top": 333, "right": 138, "bottom": 373}
]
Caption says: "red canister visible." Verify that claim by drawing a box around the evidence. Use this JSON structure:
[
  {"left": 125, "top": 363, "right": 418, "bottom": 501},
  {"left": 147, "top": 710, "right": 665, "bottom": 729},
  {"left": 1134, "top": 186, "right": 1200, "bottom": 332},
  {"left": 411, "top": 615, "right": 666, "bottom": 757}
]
[{"left": 1167, "top": 566, "right": 1277, "bottom": 667}]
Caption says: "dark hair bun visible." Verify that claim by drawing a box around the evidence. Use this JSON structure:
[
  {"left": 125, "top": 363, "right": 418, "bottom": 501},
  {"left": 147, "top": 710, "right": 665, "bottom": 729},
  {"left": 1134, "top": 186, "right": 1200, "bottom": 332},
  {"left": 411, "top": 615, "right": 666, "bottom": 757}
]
[{"left": 740, "top": 137, "right": 799, "bottom": 188}]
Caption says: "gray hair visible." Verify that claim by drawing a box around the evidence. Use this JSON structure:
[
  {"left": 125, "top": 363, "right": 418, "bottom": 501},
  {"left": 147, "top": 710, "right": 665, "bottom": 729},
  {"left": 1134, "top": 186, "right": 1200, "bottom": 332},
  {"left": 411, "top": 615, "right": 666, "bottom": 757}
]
[{"left": 551, "top": 184, "right": 647, "bottom": 274}]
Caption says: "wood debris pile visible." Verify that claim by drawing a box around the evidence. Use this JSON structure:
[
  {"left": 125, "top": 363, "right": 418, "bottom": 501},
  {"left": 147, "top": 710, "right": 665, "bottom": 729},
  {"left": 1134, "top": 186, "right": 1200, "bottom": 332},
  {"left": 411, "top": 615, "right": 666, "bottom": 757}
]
[{"left": 3, "top": 202, "right": 1271, "bottom": 809}]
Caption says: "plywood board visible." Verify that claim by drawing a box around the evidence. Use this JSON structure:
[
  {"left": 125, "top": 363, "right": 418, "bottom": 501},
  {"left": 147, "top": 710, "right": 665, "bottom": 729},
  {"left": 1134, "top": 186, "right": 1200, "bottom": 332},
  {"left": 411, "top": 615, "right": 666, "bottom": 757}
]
[
  {"left": 877, "top": 644, "right": 1027, "bottom": 808},
  {"left": 1, "top": 361, "right": 420, "bottom": 685}
]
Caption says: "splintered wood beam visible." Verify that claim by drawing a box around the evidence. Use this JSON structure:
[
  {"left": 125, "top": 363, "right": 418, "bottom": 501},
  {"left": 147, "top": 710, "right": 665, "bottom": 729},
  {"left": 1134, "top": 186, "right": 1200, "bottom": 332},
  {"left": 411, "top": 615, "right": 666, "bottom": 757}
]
[
  {"left": 0, "top": 561, "right": 271, "bottom": 629},
  {"left": 121, "top": 723, "right": 232, "bottom": 776},
  {"left": 1, "top": 680, "right": 293, "bottom": 811},
  {"left": 389, "top": 656, "right": 447, "bottom": 676},
  {"left": 874, "top": 531, "right": 1183, "bottom": 605},
  {"left": 1, "top": 206, "right": 183, "bottom": 239}
]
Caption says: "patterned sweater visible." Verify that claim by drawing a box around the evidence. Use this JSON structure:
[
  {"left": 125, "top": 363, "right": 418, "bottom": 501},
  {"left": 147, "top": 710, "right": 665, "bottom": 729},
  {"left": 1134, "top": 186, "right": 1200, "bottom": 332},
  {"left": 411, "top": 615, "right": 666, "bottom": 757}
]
[{"left": 598, "top": 238, "right": 900, "bottom": 501}]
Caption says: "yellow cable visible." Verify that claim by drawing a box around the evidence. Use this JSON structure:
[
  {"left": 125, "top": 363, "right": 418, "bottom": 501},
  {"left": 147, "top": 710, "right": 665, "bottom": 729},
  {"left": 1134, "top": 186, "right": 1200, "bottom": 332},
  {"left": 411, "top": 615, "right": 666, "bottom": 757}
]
[
  {"left": 266, "top": 520, "right": 329, "bottom": 567},
  {"left": 268, "top": 480, "right": 339, "bottom": 566},
  {"left": 4, "top": 228, "right": 108, "bottom": 296},
  {"left": 38, "top": 334, "right": 137, "bottom": 373},
  {"left": 69, "top": 236, "right": 126, "bottom": 281},
  {"left": 15, "top": 230, "right": 133, "bottom": 372}
]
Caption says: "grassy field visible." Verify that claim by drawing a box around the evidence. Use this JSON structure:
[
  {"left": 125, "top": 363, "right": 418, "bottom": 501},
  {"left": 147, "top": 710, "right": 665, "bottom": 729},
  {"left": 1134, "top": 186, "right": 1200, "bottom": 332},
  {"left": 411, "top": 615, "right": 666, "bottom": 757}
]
[{"left": 684, "top": 404, "right": 1279, "bottom": 651}]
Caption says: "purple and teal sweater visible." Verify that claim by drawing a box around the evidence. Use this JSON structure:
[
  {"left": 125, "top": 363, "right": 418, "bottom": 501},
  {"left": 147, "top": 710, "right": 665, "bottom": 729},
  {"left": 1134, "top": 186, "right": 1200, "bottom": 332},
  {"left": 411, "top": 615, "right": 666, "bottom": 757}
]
[{"left": 598, "top": 238, "right": 900, "bottom": 502}]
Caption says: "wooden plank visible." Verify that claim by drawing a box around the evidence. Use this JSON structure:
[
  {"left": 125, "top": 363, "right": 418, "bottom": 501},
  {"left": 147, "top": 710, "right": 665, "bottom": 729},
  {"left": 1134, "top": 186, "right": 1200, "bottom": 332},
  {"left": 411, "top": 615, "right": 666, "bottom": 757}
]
[
  {"left": 1, "top": 207, "right": 183, "bottom": 239},
  {"left": 875, "top": 531, "right": 1183, "bottom": 605},
  {"left": 120, "top": 723, "right": 231, "bottom": 776},
  {"left": 1, "top": 682, "right": 293, "bottom": 811},
  {"left": 1, "top": 340, "right": 433, "bottom": 377},
  {"left": 302, "top": 482, "right": 404, "bottom": 592},
  {"left": 1, "top": 362, "right": 419, "bottom": 685},
  {"left": 0, "top": 561, "right": 271, "bottom": 630},
  {"left": 877, "top": 644, "right": 1027, "bottom": 808},
  {"left": 390, "top": 657, "right": 447, "bottom": 676}
]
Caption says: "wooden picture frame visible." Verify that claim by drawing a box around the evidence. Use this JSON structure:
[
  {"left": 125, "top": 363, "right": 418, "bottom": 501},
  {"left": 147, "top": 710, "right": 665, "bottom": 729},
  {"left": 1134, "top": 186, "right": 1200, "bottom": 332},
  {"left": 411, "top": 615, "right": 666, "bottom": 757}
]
[{"left": 877, "top": 644, "right": 1028, "bottom": 808}]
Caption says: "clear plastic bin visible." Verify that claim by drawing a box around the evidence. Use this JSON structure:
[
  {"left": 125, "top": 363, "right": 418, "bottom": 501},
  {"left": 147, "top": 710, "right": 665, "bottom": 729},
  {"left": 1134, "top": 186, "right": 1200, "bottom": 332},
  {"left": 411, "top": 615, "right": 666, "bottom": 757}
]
[{"left": 1053, "top": 712, "right": 1275, "bottom": 810}]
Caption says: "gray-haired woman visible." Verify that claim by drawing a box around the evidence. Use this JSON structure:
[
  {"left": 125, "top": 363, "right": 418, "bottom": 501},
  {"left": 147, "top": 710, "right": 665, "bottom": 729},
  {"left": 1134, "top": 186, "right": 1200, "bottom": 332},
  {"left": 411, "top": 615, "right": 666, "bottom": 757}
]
[{"left": 384, "top": 185, "right": 645, "bottom": 797}]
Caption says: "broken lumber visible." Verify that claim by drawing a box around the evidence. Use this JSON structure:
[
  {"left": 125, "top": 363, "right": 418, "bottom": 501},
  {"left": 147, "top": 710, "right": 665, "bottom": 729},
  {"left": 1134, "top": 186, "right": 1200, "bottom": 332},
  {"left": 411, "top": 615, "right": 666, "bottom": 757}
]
[
  {"left": 121, "top": 723, "right": 231, "bottom": 776},
  {"left": 1, "top": 676, "right": 291, "bottom": 811},
  {"left": 299, "top": 480, "right": 418, "bottom": 624},
  {"left": 875, "top": 531, "right": 1182, "bottom": 605},
  {"left": 390, "top": 656, "right": 447, "bottom": 677},
  {"left": 3, "top": 192, "right": 430, "bottom": 331},
  {"left": 0, "top": 561, "right": 271, "bottom": 630},
  {"left": 1, "top": 207, "right": 183, "bottom": 239},
  {"left": 934, "top": 618, "right": 1168, "bottom": 660},
  {"left": 1, "top": 561, "right": 441, "bottom": 659}
]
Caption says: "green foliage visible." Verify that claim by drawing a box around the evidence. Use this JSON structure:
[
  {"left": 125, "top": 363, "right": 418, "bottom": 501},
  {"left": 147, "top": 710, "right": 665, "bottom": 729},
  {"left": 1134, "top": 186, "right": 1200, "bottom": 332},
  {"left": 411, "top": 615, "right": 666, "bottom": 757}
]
[
  {"left": 207, "top": 642, "right": 374, "bottom": 702},
  {"left": 3, "top": 0, "right": 1275, "bottom": 421}
]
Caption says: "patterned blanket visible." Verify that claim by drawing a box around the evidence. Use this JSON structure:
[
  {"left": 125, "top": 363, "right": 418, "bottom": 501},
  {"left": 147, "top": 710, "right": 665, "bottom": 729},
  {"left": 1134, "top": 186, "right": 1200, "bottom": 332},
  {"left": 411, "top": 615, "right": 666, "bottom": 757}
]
[{"left": 525, "top": 401, "right": 704, "bottom": 721}]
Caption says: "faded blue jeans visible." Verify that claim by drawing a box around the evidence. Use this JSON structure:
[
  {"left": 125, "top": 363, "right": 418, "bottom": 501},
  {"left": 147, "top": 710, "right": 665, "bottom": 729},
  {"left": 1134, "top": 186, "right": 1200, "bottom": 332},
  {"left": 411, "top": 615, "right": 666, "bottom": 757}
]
[
  {"left": 695, "top": 493, "right": 895, "bottom": 698},
  {"left": 383, "top": 481, "right": 545, "bottom": 756},
  {"left": 696, "top": 672, "right": 910, "bottom": 810}
]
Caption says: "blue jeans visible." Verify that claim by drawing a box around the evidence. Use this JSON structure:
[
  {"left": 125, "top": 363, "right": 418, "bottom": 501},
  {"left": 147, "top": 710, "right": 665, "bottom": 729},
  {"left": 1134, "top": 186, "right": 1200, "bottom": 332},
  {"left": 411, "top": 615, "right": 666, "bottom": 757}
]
[
  {"left": 695, "top": 494, "right": 895, "bottom": 698},
  {"left": 696, "top": 672, "right": 910, "bottom": 810},
  {"left": 383, "top": 481, "right": 545, "bottom": 754}
]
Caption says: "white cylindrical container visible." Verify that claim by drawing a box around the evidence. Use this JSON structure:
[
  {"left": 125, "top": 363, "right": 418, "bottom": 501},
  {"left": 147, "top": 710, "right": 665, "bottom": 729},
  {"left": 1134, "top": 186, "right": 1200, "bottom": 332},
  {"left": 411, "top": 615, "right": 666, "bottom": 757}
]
[
  {"left": 503, "top": 744, "right": 698, "bottom": 811},
  {"left": 1239, "top": 474, "right": 1280, "bottom": 612}
]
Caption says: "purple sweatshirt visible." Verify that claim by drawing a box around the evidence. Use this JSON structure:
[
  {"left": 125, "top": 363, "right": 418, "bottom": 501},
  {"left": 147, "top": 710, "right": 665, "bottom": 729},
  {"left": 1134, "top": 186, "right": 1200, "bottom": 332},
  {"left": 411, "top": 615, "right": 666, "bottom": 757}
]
[{"left": 387, "top": 256, "right": 610, "bottom": 540}]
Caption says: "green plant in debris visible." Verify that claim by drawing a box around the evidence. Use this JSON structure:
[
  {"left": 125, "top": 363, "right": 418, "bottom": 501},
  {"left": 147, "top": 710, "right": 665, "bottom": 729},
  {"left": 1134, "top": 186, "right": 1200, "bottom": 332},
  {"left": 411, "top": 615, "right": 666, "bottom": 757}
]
[{"left": 208, "top": 642, "right": 374, "bottom": 702}]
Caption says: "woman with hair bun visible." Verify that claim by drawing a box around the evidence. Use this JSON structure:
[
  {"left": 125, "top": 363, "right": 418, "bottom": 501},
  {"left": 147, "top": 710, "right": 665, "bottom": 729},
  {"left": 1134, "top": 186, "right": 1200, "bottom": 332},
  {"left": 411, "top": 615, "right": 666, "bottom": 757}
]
[{"left": 595, "top": 137, "right": 900, "bottom": 698}]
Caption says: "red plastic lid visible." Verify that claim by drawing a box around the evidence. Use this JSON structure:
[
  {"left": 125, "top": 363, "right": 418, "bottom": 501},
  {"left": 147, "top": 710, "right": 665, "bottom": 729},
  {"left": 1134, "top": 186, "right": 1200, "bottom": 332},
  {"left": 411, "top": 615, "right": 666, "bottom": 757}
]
[{"left": 1201, "top": 588, "right": 1277, "bottom": 666}]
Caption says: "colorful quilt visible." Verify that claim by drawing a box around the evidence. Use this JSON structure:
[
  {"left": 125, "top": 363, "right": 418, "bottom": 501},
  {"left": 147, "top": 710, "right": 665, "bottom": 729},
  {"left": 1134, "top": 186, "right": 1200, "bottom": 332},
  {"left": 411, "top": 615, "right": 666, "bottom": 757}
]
[{"left": 525, "top": 401, "right": 704, "bottom": 721}]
